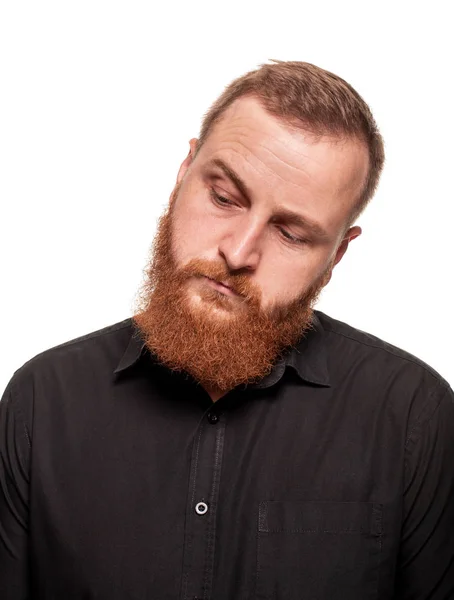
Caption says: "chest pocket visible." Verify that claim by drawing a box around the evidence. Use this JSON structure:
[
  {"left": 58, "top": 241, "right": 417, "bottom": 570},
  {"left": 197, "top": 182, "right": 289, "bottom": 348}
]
[{"left": 255, "top": 500, "right": 382, "bottom": 600}]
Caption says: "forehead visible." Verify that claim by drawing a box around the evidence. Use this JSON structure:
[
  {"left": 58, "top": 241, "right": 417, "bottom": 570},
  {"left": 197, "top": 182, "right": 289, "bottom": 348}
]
[{"left": 198, "top": 96, "right": 369, "bottom": 231}]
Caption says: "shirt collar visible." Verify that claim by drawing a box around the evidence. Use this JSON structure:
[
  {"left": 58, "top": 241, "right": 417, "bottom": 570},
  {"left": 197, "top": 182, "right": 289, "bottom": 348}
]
[
  {"left": 113, "top": 311, "right": 330, "bottom": 388},
  {"left": 113, "top": 322, "right": 146, "bottom": 375},
  {"left": 248, "top": 311, "right": 330, "bottom": 389}
]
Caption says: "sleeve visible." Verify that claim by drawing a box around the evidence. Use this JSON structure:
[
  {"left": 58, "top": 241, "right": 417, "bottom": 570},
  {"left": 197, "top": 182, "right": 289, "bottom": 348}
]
[
  {"left": 396, "top": 384, "right": 454, "bottom": 598},
  {"left": 0, "top": 377, "right": 31, "bottom": 599}
]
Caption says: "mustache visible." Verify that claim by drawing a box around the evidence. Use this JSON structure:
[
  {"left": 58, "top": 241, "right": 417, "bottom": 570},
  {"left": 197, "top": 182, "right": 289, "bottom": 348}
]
[{"left": 177, "top": 259, "right": 260, "bottom": 303}]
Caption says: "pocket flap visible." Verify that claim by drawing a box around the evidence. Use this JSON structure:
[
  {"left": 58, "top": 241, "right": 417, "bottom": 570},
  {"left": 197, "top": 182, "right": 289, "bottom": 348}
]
[{"left": 258, "top": 500, "right": 382, "bottom": 535}]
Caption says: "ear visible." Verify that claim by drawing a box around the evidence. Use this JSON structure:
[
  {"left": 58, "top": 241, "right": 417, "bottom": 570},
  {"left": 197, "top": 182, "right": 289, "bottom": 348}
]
[
  {"left": 333, "top": 225, "right": 362, "bottom": 267},
  {"left": 176, "top": 138, "right": 199, "bottom": 185},
  {"left": 323, "top": 225, "right": 362, "bottom": 286}
]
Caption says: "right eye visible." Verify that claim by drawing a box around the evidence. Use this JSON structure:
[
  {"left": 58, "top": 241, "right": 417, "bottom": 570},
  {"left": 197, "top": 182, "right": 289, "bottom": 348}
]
[{"left": 209, "top": 189, "right": 235, "bottom": 207}]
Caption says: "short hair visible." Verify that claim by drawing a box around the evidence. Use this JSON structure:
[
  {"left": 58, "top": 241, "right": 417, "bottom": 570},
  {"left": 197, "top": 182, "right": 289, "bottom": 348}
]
[{"left": 197, "top": 60, "right": 385, "bottom": 225}]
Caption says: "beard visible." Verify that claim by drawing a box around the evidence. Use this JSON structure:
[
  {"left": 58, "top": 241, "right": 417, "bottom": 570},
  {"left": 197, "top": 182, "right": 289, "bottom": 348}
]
[{"left": 133, "top": 188, "right": 331, "bottom": 394}]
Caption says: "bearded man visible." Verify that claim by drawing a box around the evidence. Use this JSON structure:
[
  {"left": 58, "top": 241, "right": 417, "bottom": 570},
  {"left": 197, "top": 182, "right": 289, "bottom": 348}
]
[{"left": 1, "top": 61, "right": 453, "bottom": 599}]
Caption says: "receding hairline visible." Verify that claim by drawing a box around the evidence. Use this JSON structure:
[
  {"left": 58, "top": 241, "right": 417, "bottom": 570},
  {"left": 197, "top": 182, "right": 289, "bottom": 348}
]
[
  {"left": 195, "top": 61, "right": 385, "bottom": 224},
  {"left": 195, "top": 93, "right": 371, "bottom": 229},
  {"left": 197, "top": 92, "right": 368, "bottom": 150}
]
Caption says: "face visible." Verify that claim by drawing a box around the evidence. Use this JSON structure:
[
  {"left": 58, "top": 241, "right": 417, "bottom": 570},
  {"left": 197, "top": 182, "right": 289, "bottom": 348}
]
[
  {"left": 134, "top": 96, "right": 368, "bottom": 397},
  {"left": 172, "top": 96, "right": 367, "bottom": 312}
]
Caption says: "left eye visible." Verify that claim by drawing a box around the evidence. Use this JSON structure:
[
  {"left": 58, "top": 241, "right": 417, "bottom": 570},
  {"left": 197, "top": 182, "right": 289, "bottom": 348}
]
[{"left": 279, "top": 228, "right": 307, "bottom": 245}]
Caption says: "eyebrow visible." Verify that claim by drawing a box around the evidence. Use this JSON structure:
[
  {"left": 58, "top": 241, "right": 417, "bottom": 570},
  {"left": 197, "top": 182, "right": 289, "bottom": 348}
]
[
  {"left": 209, "top": 158, "right": 252, "bottom": 201},
  {"left": 207, "top": 157, "right": 329, "bottom": 239}
]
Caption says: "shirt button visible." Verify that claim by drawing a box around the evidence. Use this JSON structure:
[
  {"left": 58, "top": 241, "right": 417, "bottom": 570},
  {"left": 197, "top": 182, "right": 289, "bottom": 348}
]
[
  {"left": 207, "top": 412, "right": 218, "bottom": 424},
  {"left": 195, "top": 502, "right": 208, "bottom": 515}
]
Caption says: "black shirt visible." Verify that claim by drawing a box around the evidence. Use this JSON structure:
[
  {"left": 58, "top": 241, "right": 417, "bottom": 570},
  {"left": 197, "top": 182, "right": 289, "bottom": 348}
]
[{"left": 1, "top": 311, "right": 454, "bottom": 599}]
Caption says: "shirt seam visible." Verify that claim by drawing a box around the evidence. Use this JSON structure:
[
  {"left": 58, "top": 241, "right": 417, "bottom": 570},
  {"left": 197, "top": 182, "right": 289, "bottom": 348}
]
[
  {"left": 15, "top": 321, "right": 134, "bottom": 377},
  {"left": 9, "top": 378, "right": 31, "bottom": 449},
  {"left": 39, "top": 319, "right": 132, "bottom": 353},
  {"left": 402, "top": 386, "right": 451, "bottom": 493},
  {"left": 404, "top": 383, "right": 450, "bottom": 449},
  {"left": 324, "top": 327, "right": 446, "bottom": 384},
  {"left": 7, "top": 379, "right": 32, "bottom": 486}
]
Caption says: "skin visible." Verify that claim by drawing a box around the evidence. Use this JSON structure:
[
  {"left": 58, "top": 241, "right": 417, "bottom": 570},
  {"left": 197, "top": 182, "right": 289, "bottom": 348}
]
[
  {"left": 135, "top": 95, "right": 370, "bottom": 402},
  {"left": 171, "top": 95, "right": 368, "bottom": 317}
]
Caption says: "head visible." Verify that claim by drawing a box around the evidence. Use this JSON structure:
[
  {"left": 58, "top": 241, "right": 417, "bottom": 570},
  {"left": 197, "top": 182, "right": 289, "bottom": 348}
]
[{"left": 134, "top": 60, "right": 384, "bottom": 395}]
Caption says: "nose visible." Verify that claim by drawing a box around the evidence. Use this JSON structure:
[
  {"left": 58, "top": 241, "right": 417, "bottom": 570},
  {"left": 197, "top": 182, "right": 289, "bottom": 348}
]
[{"left": 217, "top": 217, "right": 263, "bottom": 273}]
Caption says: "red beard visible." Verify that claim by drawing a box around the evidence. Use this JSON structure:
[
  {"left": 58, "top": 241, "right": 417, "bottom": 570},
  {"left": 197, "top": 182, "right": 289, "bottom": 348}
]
[{"left": 134, "top": 195, "right": 329, "bottom": 394}]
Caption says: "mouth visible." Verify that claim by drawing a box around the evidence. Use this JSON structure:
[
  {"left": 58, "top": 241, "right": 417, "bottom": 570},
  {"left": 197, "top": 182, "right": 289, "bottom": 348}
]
[{"left": 204, "top": 276, "right": 240, "bottom": 297}]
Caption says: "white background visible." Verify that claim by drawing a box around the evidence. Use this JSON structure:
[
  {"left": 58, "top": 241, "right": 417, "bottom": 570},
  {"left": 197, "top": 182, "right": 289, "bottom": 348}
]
[{"left": 1, "top": 1, "right": 453, "bottom": 393}]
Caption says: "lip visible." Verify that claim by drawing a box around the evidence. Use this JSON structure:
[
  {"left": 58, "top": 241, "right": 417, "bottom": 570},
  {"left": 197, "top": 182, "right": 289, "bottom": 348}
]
[{"left": 204, "top": 277, "right": 239, "bottom": 297}]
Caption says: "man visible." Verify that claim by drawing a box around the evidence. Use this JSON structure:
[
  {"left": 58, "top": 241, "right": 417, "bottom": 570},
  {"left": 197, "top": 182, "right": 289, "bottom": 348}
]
[{"left": 1, "top": 60, "right": 453, "bottom": 599}]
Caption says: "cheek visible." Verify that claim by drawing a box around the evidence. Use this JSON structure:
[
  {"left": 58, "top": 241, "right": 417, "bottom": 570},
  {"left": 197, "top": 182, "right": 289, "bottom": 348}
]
[
  {"left": 258, "top": 264, "right": 305, "bottom": 307},
  {"left": 171, "top": 201, "right": 218, "bottom": 263},
  {"left": 258, "top": 251, "right": 326, "bottom": 308}
]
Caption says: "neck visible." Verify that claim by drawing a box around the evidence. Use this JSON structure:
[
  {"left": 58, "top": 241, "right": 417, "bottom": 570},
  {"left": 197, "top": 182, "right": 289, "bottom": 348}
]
[{"left": 204, "top": 386, "right": 230, "bottom": 403}]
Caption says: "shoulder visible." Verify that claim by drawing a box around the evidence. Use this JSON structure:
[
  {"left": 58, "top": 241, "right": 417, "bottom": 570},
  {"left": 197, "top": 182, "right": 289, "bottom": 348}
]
[
  {"left": 315, "top": 310, "right": 452, "bottom": 428},
  {"left": 18, "top": 318, "right": 132, "bottom": 373},
  {"left": 317, "top": 310, "right": 448, "bottom": 385},
  {"left": 3, "top": 319, "right": 135, "bottom": 411}
]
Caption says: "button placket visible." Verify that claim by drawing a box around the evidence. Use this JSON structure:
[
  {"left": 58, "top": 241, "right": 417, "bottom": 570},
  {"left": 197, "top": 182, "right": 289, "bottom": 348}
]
[{"left": 180, "top": 413, "right": 226, "bottom": 600}]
